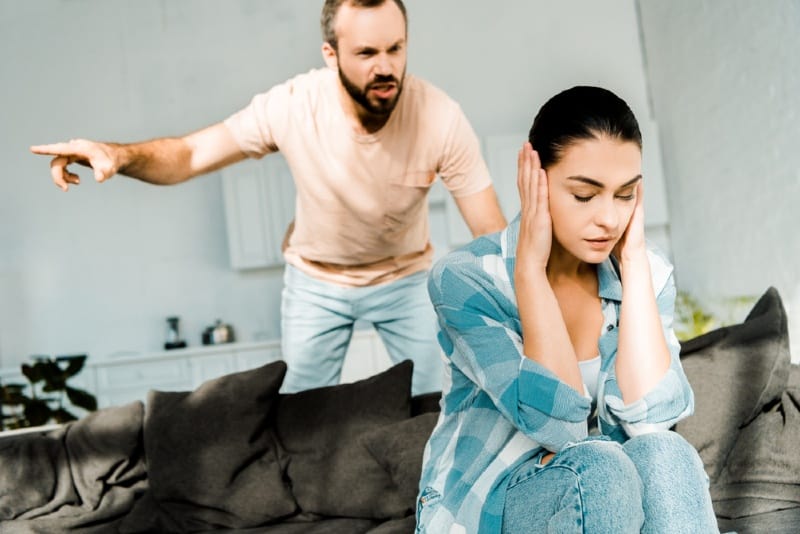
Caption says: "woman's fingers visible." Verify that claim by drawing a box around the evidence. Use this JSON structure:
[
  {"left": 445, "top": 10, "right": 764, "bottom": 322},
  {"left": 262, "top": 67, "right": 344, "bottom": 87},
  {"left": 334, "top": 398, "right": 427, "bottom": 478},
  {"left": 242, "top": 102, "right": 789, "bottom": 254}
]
[
  {"left": 517, "top": 142, "right": 541, "bottom": 214},
  {"left": 536, "top": 168, "right": 549, "bottom": 218}
]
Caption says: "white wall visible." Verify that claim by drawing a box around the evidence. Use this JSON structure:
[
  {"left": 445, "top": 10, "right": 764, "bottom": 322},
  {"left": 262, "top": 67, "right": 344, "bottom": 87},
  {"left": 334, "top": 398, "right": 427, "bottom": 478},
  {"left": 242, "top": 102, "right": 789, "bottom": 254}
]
[
  {"left": 637, "top": 0, "right": 800, "bottom": 306},
  {"left": 0, "top": 0, "right": 654, "bottom": 368}
]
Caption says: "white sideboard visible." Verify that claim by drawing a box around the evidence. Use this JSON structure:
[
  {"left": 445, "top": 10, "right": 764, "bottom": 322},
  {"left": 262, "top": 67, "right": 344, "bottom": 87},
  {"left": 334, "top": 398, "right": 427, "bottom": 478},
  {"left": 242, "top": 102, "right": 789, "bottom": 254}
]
[
  {"left": 0, "top": 329, "right": 395, "bottom": 411},
  {"left": 88, "top": 341, "right": 283, "bottom": 408}
]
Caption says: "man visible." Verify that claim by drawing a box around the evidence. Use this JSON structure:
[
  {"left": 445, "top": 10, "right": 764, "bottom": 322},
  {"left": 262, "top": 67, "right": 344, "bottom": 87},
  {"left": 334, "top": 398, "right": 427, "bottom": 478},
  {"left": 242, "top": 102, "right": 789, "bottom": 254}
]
[{"left": 30, "top": 0, "right": 507, "bottom": 395}]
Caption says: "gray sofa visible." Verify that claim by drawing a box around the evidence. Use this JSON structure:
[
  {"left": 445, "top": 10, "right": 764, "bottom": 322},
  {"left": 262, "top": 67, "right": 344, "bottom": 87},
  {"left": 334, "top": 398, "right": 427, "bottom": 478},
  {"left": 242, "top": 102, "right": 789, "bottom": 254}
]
[{"left": 1, "top": 287, "right": 798, "bottom": 533}]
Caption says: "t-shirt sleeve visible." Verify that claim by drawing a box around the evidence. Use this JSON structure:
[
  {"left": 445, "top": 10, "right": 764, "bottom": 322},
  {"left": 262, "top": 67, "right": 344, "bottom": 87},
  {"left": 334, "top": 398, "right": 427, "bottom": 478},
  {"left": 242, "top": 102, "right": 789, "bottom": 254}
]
[
  {"left": 436, "top": 104, "right": 492, "bottom": 198},
  {"left": 223, "top": 82, "right": 292, "bottom": 159}
]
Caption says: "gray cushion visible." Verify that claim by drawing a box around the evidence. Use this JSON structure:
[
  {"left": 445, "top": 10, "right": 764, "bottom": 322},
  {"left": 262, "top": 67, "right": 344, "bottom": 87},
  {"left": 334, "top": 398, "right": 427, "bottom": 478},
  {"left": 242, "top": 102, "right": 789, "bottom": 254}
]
[
  {"left": 274, "top": 360, "right": 413, "bottom": 519},
  {"left": 717, "top": 506, "right": 800, "bottom": 534},
  {"left": 711, "top": 386, "right": 800, "bottom": 519},
  {"left": 122, "top": 360, "right": 296, "bottom": 532},
  {"left": 675, "top": 287, "right": 791, "bottom": 483},
  {"left": 361, "top": 412, "right": 439, "bottom": 515}
]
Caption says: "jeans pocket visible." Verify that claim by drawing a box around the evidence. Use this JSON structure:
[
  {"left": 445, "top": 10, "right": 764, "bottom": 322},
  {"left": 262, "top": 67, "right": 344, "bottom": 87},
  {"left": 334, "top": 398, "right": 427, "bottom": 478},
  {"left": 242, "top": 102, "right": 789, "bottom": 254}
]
[{"left": 416, "top": 486, "right": 442, "bottom": 531}]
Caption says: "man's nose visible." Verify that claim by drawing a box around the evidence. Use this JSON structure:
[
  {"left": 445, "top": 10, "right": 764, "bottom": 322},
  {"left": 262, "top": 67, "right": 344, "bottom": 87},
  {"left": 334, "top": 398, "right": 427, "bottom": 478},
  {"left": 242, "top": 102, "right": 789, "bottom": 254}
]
[{"left": 374, "top": 53, "right": 392, "bottom": 75}]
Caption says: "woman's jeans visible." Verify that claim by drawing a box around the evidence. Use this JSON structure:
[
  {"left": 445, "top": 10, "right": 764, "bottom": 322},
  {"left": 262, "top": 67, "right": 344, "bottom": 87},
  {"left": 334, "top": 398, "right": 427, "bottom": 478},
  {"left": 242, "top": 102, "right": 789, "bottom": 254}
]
[
  {"left": 502, "top": 431, "right": 719, "bottom": 533},
  {"left": 280, "top": 264, "right": 442, "bottom": 395}
]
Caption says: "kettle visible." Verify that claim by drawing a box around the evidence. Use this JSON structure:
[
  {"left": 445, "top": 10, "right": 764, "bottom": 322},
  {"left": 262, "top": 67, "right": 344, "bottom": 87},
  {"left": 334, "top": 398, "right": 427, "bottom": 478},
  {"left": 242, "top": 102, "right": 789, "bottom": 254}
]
[{"left": 202, "top": 320, "right": 235, "bottom": 345}]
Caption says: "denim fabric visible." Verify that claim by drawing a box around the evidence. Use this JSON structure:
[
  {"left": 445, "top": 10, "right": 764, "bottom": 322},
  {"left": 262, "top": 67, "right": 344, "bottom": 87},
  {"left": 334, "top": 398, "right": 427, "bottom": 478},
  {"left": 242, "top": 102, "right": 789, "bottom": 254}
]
[
  {"left": 280, "top": 265, "right": 442, "bottom": 395},
  {"left": 502, "top": 432, "right": 719, "bottom": 533}
]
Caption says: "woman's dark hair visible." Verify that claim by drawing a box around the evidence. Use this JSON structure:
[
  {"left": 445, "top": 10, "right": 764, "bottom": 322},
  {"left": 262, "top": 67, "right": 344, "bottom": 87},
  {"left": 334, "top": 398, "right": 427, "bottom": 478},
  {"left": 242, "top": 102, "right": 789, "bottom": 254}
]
[{"left": 528, "top": 86, "right": 642, "bottom": 168}]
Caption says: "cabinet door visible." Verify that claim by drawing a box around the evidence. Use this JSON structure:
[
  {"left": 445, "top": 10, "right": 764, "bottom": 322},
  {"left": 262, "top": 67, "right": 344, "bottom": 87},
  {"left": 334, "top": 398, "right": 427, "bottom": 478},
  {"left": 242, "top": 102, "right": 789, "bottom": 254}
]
[
  {"left": 221, "top": 155, "right": 296, "bottom": 269},
  {"left": 190, "top": 353, "right": 237, "bottom": 389},
  {"left": 94, "top": 358, "right": 192, "bottom": 408},
  {"left": 235, "top": 343, "right": 282, "bottom": 371}
]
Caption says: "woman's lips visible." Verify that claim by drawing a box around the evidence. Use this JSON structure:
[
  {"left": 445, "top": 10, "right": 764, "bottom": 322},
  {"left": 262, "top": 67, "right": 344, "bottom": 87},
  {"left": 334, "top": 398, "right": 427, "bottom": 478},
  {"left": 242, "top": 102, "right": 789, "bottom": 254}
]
[{"left": 585, "top": 237, "right": 614, "bottom": 250}]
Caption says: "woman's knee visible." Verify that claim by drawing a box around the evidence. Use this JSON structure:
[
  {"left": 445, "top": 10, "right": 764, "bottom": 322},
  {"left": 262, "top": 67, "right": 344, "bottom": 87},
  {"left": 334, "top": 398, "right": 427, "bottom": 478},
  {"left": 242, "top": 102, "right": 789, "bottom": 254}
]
[
  {"left": 625, "top": 431, "right": 702, "bottom": 466},
  {"left": 624, "top": 431, "right": 708, "bottom": 485},
  {"left": 560, "top": 441, "right": 644, "bottom": 531},
  {"left": 559, "top": 440, "right": 644, "bottom": 498}
]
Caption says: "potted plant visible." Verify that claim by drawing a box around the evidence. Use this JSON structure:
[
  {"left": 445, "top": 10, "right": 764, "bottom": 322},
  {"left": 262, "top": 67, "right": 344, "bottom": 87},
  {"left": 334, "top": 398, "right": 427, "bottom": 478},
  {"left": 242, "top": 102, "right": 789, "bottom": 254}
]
[{"left": 0, "top": 354, "right": 97, "bottom": 431}]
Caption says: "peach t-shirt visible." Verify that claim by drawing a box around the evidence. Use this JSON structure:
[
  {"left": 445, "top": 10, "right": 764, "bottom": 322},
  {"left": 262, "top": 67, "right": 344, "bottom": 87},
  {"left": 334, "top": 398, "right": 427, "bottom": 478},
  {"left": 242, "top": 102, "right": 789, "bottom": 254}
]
[{"left": 224, "top": 68, "right": 491, "bottom": 286}]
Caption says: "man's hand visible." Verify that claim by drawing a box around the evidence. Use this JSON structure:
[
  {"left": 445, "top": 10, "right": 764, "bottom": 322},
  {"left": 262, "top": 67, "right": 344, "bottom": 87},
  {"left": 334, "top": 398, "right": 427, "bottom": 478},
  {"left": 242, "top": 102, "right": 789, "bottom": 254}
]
[
  {"left": 515, "top": 142, "right": 551, "bottom": 274},
  {"left": 613, "top": 181, "right": 647, "bottom": 265},
  {"left": 30, "top": 139, "right": 119, "bottom": 192}
]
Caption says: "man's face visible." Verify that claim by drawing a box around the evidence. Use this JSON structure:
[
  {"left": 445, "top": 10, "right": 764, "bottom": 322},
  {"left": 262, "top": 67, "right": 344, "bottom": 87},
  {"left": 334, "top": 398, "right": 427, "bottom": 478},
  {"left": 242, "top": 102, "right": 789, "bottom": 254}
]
[{"left": 330, "top": 1, "right": 407, "bottom": 117}]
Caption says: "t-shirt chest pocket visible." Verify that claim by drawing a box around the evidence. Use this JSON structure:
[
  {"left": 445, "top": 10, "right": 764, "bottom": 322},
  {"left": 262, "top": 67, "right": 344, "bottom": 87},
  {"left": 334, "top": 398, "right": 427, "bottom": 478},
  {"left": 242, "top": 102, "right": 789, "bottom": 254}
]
[{"left": 383, "top": 170, "right": 437, "bottom": 229}]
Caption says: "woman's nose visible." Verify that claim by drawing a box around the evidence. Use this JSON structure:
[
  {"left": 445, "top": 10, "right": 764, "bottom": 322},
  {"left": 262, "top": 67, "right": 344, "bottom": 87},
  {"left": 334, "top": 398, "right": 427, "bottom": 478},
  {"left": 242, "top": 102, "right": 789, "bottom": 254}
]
[{"left": 594, "top": 199, "right": 619, "bottom": 229}]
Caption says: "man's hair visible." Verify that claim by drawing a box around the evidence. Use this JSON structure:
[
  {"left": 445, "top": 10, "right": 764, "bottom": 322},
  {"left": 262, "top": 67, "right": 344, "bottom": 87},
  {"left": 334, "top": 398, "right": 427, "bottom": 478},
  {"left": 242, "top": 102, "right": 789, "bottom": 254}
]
[{"left": 321, "top": 0, "right": 407, "bottom": 50}]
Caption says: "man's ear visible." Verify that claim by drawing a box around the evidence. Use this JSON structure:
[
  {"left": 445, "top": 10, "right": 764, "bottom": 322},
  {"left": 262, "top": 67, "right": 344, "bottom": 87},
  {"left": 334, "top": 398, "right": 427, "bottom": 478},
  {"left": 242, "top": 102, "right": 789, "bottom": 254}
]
[{"left": 321, "top": 42, "right": 338, "bottom": 70}]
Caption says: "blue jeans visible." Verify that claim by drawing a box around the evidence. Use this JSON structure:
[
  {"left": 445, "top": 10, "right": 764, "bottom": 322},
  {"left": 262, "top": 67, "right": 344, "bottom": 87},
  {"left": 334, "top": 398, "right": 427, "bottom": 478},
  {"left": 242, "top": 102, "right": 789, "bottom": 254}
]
[
  {"left": 279, "top": 265, "right": 442, "bottom": 395},
  {"left": 503, "top": 432, "right": 719, "bottom": 533}
]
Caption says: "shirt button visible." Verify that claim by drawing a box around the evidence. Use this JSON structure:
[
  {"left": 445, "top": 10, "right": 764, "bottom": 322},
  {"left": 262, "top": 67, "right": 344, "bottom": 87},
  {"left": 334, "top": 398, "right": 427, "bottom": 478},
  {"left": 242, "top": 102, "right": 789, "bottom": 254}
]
[{"left": 607, "top": 324, "right": 615, "bottom": 331}]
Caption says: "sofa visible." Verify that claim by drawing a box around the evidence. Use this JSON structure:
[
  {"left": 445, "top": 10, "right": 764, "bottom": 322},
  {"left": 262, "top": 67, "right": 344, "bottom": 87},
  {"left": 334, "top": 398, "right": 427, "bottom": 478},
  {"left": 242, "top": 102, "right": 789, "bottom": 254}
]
[{"left": 1, "top": 287, "right": 798, "bottom": 533}]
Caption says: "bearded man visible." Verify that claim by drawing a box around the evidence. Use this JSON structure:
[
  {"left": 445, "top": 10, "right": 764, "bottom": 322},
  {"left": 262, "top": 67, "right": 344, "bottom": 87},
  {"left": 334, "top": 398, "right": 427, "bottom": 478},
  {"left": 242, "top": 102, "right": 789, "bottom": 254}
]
[{"left": 31, "top": 0, "right": 506, "bottom": 395}]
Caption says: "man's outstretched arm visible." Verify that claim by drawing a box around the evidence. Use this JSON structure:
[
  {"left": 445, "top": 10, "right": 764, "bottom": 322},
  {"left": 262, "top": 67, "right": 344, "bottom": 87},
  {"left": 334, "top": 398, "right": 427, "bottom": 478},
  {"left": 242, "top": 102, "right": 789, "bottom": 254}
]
[{"left": 30, "top": 122, "right": 246, "bottom": 191}]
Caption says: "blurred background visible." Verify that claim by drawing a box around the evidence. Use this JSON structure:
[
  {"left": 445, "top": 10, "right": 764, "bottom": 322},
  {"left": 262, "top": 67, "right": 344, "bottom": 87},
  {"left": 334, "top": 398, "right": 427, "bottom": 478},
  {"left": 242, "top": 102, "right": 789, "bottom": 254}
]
[{"left": 1, "top": 0, "right": 798, "bottom": 369}]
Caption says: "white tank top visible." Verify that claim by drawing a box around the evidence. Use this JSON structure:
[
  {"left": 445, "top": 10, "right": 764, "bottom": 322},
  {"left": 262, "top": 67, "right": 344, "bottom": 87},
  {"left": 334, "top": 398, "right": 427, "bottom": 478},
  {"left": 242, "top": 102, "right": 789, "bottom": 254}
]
[{"left": 579, "top": 355, "right": 602, "bottom": 401}]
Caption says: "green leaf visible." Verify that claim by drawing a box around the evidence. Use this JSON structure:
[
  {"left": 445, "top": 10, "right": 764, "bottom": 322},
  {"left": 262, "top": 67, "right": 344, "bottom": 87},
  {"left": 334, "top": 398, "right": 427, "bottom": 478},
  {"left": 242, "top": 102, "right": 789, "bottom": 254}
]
[
  {"left": 60, "top": 355, "right": 86, "bottom": 378},
  {"left": 39, "top": 361, "right": 67, "bottom": 391},
  {"left": 1, "top": 389, "right": 31, "bottom": 406},
  {"left": 66, "top": 386, "right": 97, "bottom": 411},
  {"left": 22, "top": 363, "right": 44, "bottom": 384},
  {"left": 52, "top": 407, "right": 77, "bottom": 423},
  {"left": 24, "top": 399, "right": 52, "bottom": 426}
]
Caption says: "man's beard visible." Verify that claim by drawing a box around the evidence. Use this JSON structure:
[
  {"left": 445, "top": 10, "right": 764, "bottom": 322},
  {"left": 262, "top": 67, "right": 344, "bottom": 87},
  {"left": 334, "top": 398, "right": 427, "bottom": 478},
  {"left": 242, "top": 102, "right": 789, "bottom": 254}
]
[{"left": 339, "top": 67, "right": 405, "bottom": 117}]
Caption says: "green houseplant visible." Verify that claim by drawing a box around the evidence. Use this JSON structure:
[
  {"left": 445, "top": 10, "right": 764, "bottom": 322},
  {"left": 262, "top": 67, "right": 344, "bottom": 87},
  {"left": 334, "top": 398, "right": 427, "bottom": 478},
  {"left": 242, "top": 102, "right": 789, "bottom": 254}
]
[{"left": 0, "top": 354, "right": 97, "bottom": 430}]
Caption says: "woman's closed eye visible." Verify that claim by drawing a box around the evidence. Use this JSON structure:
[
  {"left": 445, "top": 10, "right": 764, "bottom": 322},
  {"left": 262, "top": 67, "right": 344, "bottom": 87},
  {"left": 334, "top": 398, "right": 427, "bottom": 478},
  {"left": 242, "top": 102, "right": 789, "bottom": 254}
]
[
  {"left": 615, "top": 186, "right": 637, "bottom": 201},
  {"left": 572, "top": 191, "right": 636, "bottom": 203}
]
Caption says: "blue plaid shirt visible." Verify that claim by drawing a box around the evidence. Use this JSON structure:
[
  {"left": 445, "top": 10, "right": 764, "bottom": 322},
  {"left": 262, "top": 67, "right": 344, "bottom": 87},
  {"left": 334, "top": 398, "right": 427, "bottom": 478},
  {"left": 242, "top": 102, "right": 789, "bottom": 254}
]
[{"left": 416, "top": 217, "right": 694, "bottom": 533}]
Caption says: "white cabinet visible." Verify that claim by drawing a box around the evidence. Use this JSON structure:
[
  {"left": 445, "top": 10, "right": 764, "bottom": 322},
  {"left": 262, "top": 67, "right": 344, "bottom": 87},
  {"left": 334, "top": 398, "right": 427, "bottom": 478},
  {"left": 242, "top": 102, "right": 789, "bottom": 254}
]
[
  {"left": 221, "top": 155, "right": 296, "bottom": 269},
  {"left": 88, "top": 341, "right": 282, "bottom": 408}
]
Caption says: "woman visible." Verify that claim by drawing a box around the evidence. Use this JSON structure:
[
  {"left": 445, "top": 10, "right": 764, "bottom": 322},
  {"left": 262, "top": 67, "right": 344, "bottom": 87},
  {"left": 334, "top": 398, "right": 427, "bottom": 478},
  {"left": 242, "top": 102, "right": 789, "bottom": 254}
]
[{"left": 416, "top": 86, "right": 718, "bottom": 533}]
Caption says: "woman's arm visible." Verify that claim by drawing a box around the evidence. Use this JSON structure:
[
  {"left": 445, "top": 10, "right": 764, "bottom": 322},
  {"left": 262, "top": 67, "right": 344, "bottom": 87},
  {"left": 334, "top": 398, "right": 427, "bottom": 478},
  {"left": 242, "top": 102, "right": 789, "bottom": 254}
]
[
  {"left": 515, "top": 144, "right": 583, "bottom": 393},
  {"left": 614, "top": 182, "right": 671, "bottom": 403}
]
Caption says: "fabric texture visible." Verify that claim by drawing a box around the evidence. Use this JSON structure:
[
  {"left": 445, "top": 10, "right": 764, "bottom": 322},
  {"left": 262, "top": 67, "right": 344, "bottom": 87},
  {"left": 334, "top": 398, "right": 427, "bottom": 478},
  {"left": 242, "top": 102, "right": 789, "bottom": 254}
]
[
  {"left": 417, "top": 217, "right": 692, "bottom": 533},
  {"left": 361, "top": 412, "right": 439, "bottom": 515},
  {"left": 502, "top": 432, "right": 717, "bottom": 534},
  {"left": 223, "top": 68, "right": 491, "bottom": 287},
  {"left": 0, "top": 401, "right": 146, "bottom": 532},
  {"left": 675, "top": 287, "right": 791, "bottom": 483},
  {"left": 274, "top": 360, "right": 413, "bottom": 519},
  {"left": 280, "top": 265, "right": 441, "bottom": 395},
  {"left": 121, "top": 360, "right": 296, "bottom": 533}
]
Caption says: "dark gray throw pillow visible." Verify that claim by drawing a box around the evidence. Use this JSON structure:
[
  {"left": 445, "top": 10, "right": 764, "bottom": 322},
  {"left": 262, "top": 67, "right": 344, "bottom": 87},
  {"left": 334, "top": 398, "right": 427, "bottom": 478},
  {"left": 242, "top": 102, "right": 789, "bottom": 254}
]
[
  {"left": 675, "top": 287, "right": 791, "bottom": 483},
  {"left": 361, "top": 412, "right": 439, "bottom": 514},
  {"left": 274, "top": 360, "right": 413, "bottom": 519},
  {"left": 712, "top": 387, "right": 800, "bottom": 519},
  {"left": 122, "top": 360, "right": 296, "bottom": 533}
]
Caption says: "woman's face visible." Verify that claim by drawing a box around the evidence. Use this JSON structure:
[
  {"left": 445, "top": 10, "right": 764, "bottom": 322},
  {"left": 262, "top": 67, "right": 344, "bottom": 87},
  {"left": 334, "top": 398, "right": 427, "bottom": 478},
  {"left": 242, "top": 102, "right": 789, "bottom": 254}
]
[{"left": 546, "top": 136, "right": 642, "bottom": 264}]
